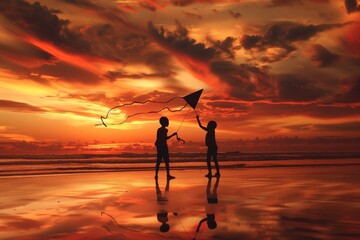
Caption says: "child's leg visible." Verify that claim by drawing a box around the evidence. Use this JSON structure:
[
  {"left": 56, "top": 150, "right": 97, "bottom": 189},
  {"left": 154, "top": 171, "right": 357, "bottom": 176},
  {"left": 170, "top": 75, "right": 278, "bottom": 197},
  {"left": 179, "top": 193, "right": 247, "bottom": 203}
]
[
  {"left": 164, "top": 148, "right": 175, "bottom": 178},
  {"left": 155, "top": 148, "right": 162, "bottom": 178},
  {"left": 165, "top": 160, "right": 170, "bottom": 176},
  {"left": 205, "top": 148, "right": 212, "bottom": 177},
  {"left": 212, "top": 147, "right": 220, "bottom": 176}
]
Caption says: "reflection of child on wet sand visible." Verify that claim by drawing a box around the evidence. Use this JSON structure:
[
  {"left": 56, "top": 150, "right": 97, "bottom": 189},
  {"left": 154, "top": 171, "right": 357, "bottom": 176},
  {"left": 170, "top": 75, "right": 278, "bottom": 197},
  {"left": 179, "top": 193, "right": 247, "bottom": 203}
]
[
  {"left": 196, "top": 115, "right": 220, "bottom": 178},
  {"left": 156, "top": 178, "right": 170, "bottom": 232},
  {"left": 155, "top": 116, "right": 177, "bottom": 180},
  {"left": 195, "top": 177, "right": 220, "bottom": 237}
]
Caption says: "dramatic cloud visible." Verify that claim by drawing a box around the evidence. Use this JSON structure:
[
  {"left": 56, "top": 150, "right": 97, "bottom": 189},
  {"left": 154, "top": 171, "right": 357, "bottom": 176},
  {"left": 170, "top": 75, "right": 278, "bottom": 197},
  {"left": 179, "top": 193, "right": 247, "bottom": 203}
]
[
  {"left": 0, "top": 99, "right": 44, "bottom": 112},
  {"left": 268, "top": 0, "right": 329, "bottom": 7},
  {"left": 148, "top": 21, "right": 275, "bottom": 100},
  {"left": 0, "top": 215, "right": 43, "bottom": 230},
  {"left": 207, "top": 36, "right": 239, "bottom": 59},
  {"left": 241, "top": 22, "right": 348, "bottom": 63},
  {"left": 306, "top": 44, "right": 340, "bottom": 67},
  {"left": 0, "top": 0, "right": 90, "bottom": 52},
  {"left": 210, "top": 60, "right": 275, "bottom": 100},
  {"left": 342, "top": 16, "right": 360, "bottom": 57},
  {"left": 315, "top": 121, "right": 360, "bottom": 131},
  {"left": 148, "top": 21, "right": 217, "bottom": 61},
  {"left": 182, "top": 10, "right": 202, "bottom": 20},
  {"left": 276, "top": 74, "right": 330, "bottom": 102},
  {"left": 139, "top": 1, "right": 157, "bottom": 12},
  {"left": 335, "top": 76, "right": 360, "bottom": 103},
  {"left": 228, "top": 10, "right": 241, "bottom": 19},
  {"left": 344, "top": 0, "right": 360, "bottom": 13}
]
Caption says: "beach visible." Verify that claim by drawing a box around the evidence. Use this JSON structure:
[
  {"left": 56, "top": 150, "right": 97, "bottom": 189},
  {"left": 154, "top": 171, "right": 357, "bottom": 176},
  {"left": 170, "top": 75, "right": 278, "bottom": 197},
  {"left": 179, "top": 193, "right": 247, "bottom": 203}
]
[{"left": 0, "top": 162, "right": 359, "bottom": 240}]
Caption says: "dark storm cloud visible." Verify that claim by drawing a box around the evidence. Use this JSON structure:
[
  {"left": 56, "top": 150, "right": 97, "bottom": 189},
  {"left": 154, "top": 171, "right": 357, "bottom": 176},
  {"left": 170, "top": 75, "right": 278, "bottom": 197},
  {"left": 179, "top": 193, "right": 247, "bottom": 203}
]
[
  {"left": 61, "top": 0, "right": 132, "bottom": 26},
  {"left": 80, "top": 23, "right": 146, "bottom": 62},
  {"left": 181, "top": 10, "right": 202, "bottom": 20},
  {"left": 210, "top": 60, "right": 275, "bottom": 100},
  {"left": 0, "top": 215, "right": 43, "bottom": 230},
  {"left": 61, "top": 0, "right": 98, "bottom": 8},
  {"left": 240, "top": 22, "right": 348, "bottom": 63},
  {"left": 0, "top": 52, "right": 101, "bottom": 85},
  {"left": 170, "top": 0, "right": 195, "bottom": 6},
  {"left": 315, "top": 121, "right": 360, "bottom": 131},
  {"left": 148, "top": 20, "right": 276, "bottom": 100},
  {"left": 142, "top": 51, "right": 176, "bottom": 76},
  {"left": 277, "top": 74, "right": 329, "bottom": 102},
  {"left": 31, "top": 62, "right": 101, "bottom": 84},
  {"left": 344, "top": 0, "right": 360, "bottom": 13},
  {"left": 105, "top": 70, "right": 174, "bottom": 80},
  {"left": 0, "top": 42, "right": 55, "bottom": 68},
  {"left": 308, "top": 44, "right": 340, "bottom": 67},
  {"left": 286, "top": 23, "right": 346, "bottom": 41},
  {"left": 139, "top": 2, "right": 157, "bottom": 12},
  {"left": 0, "top": 100, "right": 44, "bottom": 112},
  {"left": 268, "top": 0, "right": 329, "bottom": 7},
  {"left": 252, "top": 102, "right": 360, "bottom": 119},
  {"left": 0, "top": 0, "right": 140, "bottom": 60},
  {"left": 148, "top": 21, "right": 217, "bottom": 61},
  {"left": 0, "top": 0, "right": 90, "bottom": 52},
  {"left": 228, "top": 10, "right": 241, "bottom": 19},
  {"left": 0, "top": 1, "right": 178, "bottom": 85},
  {"left": 207, "top": 36, "right": 239, "bottom": 59},
  {"left": 335, "top": 76, "right": 360, "bottom": 103},
  {"left": 0, "top": 98, "right": 94, "bottom": 118}
]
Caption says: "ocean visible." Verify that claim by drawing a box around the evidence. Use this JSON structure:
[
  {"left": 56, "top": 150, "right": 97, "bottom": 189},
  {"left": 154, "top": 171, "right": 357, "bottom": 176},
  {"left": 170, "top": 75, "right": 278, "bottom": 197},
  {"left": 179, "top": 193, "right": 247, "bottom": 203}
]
[{"left": 0, "top": 152, "right": 359, "bottom": 177}]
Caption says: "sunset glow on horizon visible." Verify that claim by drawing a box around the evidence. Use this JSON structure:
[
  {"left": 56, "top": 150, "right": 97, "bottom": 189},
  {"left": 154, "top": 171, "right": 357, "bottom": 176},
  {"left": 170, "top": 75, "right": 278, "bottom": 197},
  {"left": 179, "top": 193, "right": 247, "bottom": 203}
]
[{"left": 0, "top": 0, "right": 360, "bottom": 154}]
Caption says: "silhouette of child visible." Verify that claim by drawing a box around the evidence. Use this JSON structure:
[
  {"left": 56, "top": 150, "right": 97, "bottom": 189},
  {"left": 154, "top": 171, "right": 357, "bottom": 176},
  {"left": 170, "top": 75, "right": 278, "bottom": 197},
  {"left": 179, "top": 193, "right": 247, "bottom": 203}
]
[
  {"left": 155, "top": 116, "right": 177, "bottom": 179},
  {"left": 196, "top": 115, "right": 220, "bottom": 177}
]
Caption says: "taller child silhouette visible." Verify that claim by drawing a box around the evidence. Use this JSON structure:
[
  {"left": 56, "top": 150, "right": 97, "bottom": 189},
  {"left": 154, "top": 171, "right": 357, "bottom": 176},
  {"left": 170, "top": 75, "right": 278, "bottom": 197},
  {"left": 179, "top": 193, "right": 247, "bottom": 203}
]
[
  {"left": 155, "top": 116, "right": 177, "bottom": 179},
  {"left": 196, "top": 115, "right": 220, "bottom": 178}
]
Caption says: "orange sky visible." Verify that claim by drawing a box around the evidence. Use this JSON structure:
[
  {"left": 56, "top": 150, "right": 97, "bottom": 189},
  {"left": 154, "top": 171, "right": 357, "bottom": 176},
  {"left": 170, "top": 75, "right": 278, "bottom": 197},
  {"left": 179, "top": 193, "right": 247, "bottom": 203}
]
[{"left": 0, "top": 0, "right": 359, "bottom": 153}]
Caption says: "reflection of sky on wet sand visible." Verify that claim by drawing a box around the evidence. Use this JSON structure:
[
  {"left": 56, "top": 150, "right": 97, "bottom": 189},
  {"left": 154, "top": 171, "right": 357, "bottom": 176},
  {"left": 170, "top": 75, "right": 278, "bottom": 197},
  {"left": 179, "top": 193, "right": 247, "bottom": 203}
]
[{"left": 0, "top": 166, "right": 359, "bottom": 239}]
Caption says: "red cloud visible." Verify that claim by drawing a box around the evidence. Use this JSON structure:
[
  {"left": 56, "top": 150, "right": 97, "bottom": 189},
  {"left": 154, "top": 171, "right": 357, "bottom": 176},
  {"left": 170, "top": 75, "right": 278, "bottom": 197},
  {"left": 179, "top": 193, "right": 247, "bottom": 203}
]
[
  {"left": 25, "top": 36, "right": 105, "bottom": 76},
  {"left": 343, "top": 17, "right": 360, "bottom": 57}
]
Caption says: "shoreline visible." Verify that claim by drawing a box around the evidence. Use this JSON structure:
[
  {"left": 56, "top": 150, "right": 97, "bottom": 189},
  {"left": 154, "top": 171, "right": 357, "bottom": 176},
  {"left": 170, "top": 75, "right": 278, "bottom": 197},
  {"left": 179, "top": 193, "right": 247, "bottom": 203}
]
[
  {"left": 1, "top": 161, "right": 359, "bottom": 178},
  {"left": 1, "top": 151, "right": 359, "bottom": 160}
]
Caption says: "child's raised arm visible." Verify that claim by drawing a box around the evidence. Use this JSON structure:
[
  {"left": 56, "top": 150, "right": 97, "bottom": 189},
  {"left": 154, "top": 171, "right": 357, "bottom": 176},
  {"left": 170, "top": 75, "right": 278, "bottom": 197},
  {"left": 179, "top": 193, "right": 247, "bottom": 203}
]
[
  {"left": 167, "top": 132, "right": 177, "bottom": 140},
  {"left": 196, "top": 115, "right": 207, "bottom": 131}
]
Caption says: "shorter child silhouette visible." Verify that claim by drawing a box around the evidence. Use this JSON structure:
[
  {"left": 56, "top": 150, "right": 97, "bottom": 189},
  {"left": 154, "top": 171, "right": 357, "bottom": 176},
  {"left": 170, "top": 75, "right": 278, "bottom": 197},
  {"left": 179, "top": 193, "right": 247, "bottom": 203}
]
[
  {"left": 196, "top": 115, "right": 220, "bottom": 178},
  {"left": 155, "top": 116, "right": 177, "bottom": 179}
]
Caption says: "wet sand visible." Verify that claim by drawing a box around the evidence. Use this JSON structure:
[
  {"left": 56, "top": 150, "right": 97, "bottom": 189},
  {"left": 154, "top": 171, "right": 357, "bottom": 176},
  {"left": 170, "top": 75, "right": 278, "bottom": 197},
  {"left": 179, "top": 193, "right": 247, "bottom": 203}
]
[{"left": 0, "top": 165, "right": 359, "bottom": 239}]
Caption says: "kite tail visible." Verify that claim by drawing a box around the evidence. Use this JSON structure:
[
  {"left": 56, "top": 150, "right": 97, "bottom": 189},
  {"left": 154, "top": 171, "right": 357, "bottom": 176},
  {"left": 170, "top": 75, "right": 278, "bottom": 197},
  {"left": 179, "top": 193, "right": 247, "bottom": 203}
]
[
  {"left": 96, "top": 102, "right": 188, "bottom": 127},
  {"left": 97, "top": 96, "right": 183, "bottom": 127}
]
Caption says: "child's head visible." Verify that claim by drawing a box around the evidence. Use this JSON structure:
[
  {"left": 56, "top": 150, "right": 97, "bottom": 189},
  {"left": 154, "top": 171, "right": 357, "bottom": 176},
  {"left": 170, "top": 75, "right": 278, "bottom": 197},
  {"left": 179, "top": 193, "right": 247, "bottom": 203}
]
[
  {"left": 207, "top": 219, "right": 217, "bottom": 229},
  {"left": 207, "top": 120, "right": 217, "bottom": 130},
  {"left": 160, "top": 223, "right": 170, "bottom": 232},
  {"left": 159, "top": 116, "right": 169, "bottom": 127}
]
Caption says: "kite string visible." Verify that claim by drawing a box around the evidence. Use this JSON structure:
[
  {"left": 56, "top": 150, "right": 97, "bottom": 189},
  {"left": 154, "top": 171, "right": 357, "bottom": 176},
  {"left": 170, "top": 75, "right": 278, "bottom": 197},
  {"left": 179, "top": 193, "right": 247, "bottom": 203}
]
[{"left": 176, "top": 107, "right": 191, "bottom": 133}]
